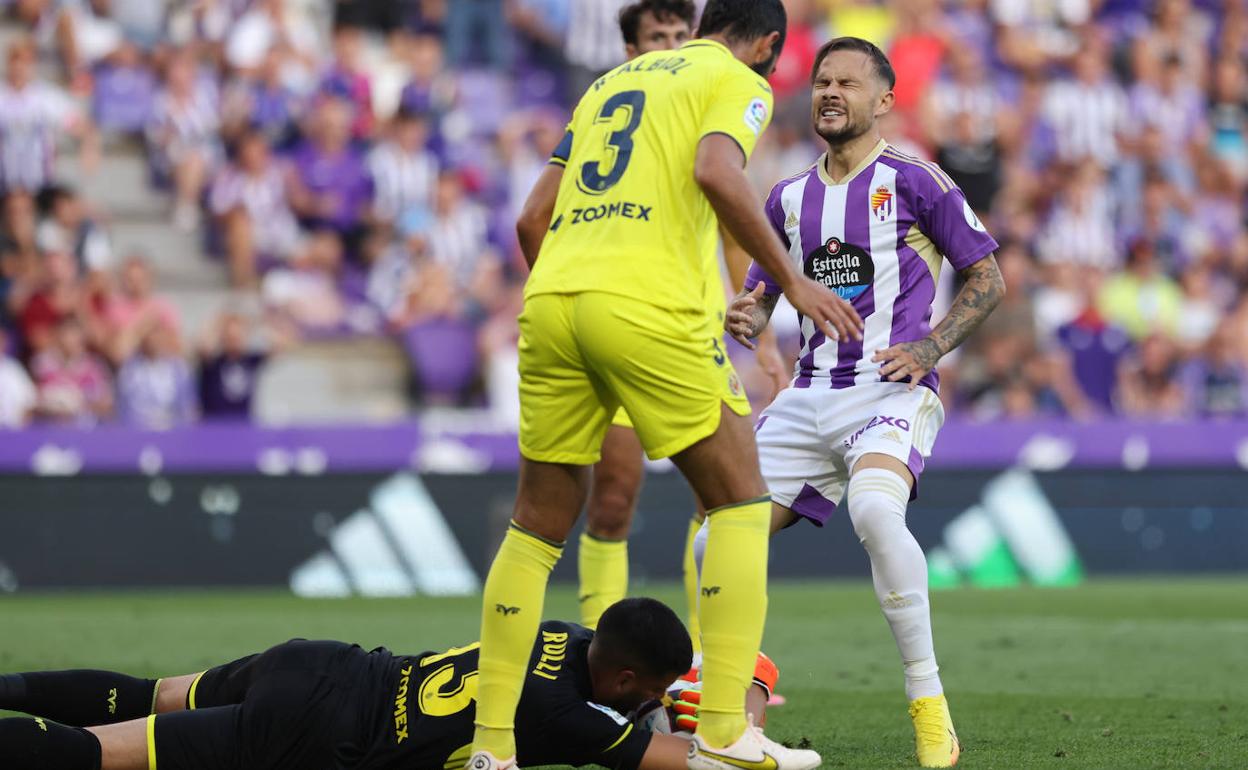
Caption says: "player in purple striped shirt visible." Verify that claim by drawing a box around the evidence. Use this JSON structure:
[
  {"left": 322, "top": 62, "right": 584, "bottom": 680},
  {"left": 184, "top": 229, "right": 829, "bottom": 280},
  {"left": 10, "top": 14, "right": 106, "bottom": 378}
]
[{"left": 722, "top": 38, "right": 1005, "bottom": 768}]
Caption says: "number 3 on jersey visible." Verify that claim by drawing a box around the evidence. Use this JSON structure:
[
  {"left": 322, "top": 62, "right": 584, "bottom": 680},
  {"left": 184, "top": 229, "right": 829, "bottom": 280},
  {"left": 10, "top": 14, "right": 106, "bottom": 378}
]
[{"left": 578, "top": 90, "right": 646, "bottom": 195}]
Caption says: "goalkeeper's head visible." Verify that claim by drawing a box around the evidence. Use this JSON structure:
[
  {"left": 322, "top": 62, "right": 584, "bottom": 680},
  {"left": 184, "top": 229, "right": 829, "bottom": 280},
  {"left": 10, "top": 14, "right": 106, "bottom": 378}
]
[{"left": 588, "top": 597, "right": 694, "bottom": 714}]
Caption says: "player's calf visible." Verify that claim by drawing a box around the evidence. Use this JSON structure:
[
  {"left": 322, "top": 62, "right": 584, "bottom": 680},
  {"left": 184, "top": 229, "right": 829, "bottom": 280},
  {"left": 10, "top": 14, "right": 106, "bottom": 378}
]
[
  {"left": 0, "top": 669, "right": 161, "bottom": 726},
  {"left": 0, "top": 715, "right": 103, "bottom": 770}
]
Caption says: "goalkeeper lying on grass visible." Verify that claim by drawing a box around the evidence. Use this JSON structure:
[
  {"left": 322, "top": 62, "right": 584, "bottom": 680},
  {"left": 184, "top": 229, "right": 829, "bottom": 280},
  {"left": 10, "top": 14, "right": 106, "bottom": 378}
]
[{"left": 0, "top": 598, "right": 777, "bottom": 770}]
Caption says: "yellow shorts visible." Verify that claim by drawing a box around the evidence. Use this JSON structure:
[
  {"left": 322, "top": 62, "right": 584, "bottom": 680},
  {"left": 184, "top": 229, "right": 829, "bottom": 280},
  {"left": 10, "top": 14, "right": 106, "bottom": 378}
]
[
  {"left": 518, "top": 292, "right": 750, "bottom": 464},
  {"left": 608, "top": 313, "right": 723, "bottom": 432}
]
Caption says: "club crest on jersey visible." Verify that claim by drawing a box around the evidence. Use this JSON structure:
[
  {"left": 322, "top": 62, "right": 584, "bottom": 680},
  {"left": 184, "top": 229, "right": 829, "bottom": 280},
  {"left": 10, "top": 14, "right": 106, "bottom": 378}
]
[
  {"left": 870, "top": 185, "right": 893, "bottom": 222},
  {"left": 805, "top": 237, "right": 874, "bottom": 301}
]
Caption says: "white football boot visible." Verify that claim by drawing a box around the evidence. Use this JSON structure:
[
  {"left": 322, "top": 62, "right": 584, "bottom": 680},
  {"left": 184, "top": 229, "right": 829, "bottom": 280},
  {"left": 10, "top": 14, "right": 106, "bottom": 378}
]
[{"left": 687, "top": 715, "right": 821, "bottom": 770}]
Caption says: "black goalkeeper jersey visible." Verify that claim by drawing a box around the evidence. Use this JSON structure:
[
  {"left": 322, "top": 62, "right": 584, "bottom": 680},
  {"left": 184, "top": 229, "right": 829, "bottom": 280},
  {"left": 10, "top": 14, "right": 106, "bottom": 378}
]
[{"left": 346, "top": 621, "right": 652, "bottom": 770}]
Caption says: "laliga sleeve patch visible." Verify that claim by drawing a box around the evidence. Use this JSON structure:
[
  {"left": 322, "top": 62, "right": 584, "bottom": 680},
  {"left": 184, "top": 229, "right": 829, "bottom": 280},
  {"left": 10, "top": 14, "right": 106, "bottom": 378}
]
[
  {"left": 962, "top": 199, "right": 986, "bottom": 232},
  {"left": 744, "top": 98, "right": 768, "bottom": 136},
  {"left": 587, "top": 701, "right": 629, "bottom": 726}
]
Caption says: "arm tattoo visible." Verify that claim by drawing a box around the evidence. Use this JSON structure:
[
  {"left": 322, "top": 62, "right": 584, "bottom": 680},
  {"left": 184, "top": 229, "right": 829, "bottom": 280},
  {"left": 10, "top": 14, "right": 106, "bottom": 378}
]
[{"left": 929, "top": 256, "right": 1005, "bottom": 357}]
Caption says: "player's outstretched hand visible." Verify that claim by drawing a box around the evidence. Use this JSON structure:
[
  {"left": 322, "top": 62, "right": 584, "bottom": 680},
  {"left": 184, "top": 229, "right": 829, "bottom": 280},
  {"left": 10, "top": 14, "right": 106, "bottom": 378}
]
[
  {"left": 872, "top": 338, "right": 943, "bottom": 390},
  {"left": 788, "top": 277, "right": 863, "bottom": 342},
  {"left": 725, "top": 282, "right": 766, "bottom": 350}
]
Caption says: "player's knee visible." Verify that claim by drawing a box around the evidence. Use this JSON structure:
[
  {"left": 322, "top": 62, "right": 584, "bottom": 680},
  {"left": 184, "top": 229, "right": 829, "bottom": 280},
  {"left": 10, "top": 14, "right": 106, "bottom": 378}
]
[
  {"left": 586, "top": 482, "right": 637, "bottom": 539},
  {"left": 587, "top": 463, "right": 641, "bottom": 538},
  {"left": 846, "top": 469, "right": 910, "bottom": 547}
]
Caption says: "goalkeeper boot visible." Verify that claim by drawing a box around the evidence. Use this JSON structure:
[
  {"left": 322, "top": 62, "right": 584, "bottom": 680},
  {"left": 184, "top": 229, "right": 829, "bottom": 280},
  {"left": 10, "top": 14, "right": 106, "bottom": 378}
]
[
  {"left": 688, "top": 714, "right": 821, "bottom": 770},
  {"left": 466, "top": 751, "right": 516, "bottom": 770},
  {"left": 909, "top": 695, "right": 959, "bottom": 767}
]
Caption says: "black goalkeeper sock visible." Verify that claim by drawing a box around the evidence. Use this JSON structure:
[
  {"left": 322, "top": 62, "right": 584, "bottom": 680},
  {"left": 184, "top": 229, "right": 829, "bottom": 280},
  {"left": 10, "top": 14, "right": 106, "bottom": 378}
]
[
  {"left": 1, "top": 670, "right": 158, "bottom": 726},
  {"left": 0, "top": 716, "right": 102, "bottom": 770}
]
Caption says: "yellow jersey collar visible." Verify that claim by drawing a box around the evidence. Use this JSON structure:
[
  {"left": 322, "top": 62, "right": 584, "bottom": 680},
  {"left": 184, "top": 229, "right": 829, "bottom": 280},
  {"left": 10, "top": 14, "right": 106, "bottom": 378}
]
[
  {"left": 682, "top": 39, "right": 732, "bottom": 55},
  {"left": 816, "top": 139, "right": 887, "bottom": 186}
]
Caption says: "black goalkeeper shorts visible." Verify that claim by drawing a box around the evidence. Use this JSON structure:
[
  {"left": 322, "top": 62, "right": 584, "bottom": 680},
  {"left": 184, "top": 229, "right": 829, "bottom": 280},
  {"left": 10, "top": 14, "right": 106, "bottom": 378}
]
[{"left": 150, "top": 640, "right": 369, "bottom": 770}]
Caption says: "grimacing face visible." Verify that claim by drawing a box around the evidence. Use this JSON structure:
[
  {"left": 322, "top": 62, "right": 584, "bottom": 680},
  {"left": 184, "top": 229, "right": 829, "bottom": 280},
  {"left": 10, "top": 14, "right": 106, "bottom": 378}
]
[{"left": 811, "top": 49, "right": 891, "bottom": 146}]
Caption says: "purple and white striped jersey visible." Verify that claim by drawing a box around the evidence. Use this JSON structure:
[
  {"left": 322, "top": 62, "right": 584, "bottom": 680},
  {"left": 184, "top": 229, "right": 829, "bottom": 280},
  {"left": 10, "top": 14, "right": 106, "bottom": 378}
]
[{"left": 745, "top": 140, "right": 998, "bottom": 393}]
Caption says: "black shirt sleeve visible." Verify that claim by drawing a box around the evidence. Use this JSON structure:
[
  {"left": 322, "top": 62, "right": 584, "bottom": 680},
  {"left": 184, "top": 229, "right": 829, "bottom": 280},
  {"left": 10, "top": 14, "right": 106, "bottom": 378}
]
[
  {"left": 515, "top": 621, "right": 653, "bottom": 770},
  {"left": 552, "top": 699, "right": 653, "bottom": 770}
]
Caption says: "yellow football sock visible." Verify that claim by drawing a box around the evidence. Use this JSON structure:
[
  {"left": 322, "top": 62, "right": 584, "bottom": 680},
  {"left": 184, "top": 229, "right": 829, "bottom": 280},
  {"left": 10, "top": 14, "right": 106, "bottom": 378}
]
[
  {"left": 472, "top": 522, "right": 563, "bottom": 758},
  {"left": 696, "top": 496, "right": 770, "bottom": 748},
  {"left": 682, "top": 515, "right": 704, "bottom": 657},
  {"left": 577, "top": 532, "right": 628, "bottom": 629}
]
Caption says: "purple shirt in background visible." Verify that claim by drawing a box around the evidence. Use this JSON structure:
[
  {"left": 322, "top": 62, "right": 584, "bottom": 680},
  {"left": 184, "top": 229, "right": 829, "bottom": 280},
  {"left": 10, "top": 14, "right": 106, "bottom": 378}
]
[
  {"left": 1181, "top": 360, "right": 1248, "bottom": 418},
  {"left": 199, "top": 352, "right": 265, "bottom": 420},
  {"left": 1056, "top": 315, "right": 1133, "bottom": 413},
  {"left": 92, "top": 64, "right": 157, "bottom": 133},
  {"left": 117, "top": 355, "right": 197, "bottom": 429},
  {"left": 289, "top": 141, "right": 372, "bottom": 233},
  {"left": 745, "top": 143, "right": 998, "bottom": 393}
]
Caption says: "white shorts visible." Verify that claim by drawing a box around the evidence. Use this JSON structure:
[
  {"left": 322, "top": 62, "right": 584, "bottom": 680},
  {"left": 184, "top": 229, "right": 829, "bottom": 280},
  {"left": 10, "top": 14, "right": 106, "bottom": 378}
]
[{"left": 755, "top": 382, "right": 945, "bottom": 527}]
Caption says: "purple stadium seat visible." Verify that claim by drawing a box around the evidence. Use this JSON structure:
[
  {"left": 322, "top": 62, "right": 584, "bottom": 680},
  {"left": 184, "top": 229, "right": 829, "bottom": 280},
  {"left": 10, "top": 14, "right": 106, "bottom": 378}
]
[{"left": 401, "top": 318, "right": 480, "bottom": 401}]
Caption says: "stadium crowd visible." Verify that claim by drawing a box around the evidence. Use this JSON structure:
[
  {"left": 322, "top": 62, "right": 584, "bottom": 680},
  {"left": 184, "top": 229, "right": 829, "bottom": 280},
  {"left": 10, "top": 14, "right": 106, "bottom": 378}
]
[{"left": 0, "top": 0, "right": 1246, "bottom": 429}]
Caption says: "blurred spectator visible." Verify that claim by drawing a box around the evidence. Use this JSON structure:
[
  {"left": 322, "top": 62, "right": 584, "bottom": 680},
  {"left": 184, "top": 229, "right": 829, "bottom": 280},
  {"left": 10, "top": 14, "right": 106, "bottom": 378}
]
[
  {"left": 197, "top": 310, "right": 281, "bottom": 421},
  {"left": 1042, "top": 44, "right": 1127, "bottom": 167},
  {"left": 1175, "top": 262, "right": 1222, "bottom": 352},
  {"left": 286, "top": 96, "right": 372, "bottom": 251},
  {"left": 1130, "top": 0, "right": 1210, "bottom": 89},
  {"left": 0, "top": 324, "right": 36, "bottom": 428},
  {"left": 769, "top": 0, "right": 821, "bottom": 104},
  {"left": 446, "top": 0, "right": 511, "bottom": 69},
  {"left": 1128, "top": 51, "right": 1207, "bottom": 153},
  {"left": 320, "top": 20, "right": 374, "bottom": 139},
  {"left": 147, "top": 50, "right": 221, "bottom": 231},
  {"left": 428, "top": 170, "right": 504, "bottom": 318},
  {"left": 1035, "top": 163, "right": 1117, "bottom": 270},
  {"left": 262, "top": 230, "right": 346, "bottom": 330},
  {"left": 397, "top": 33, "right": 456, "bottom": 117},
  {"left": 54, "top": 0, "right": 125, "bottom": 91},
  {"left": 115, "top": 317, "right": 196, "bottom": 429},
  {"left": 209, "top": 131, "right": 302, "bottom": 287},
  {"left": 563, "top": 0, "right": 627, "bottom": 100},
  {"left": 90, "top": 41, "right": 157, "bottom": 135},
  {"left": 1187, "top": 154, "right": 1243, "bottom": 262},
  {"left": 30, "top": 316, "right": 113, "bottom": 424},
  {"left": 1055, "top": 270, "right": 1132, "bottom": 414},
  {"left": 1118, "top": 172, "right": 1189, "bottom": 272},
  {"left": 368, "top": 108, "right": 439, "bottom": 226},
  {"left": 507, "top": 0, "right": 571, "bottom": 72},
  {"left": 35, "top": 185, "right": 113, "bottom": 275},
  {"left": 922, "top": 45, "right": 999, "bottom": 147},
  {"left": 935, "top": 112, "right": 1002, "bottom": 216},
  {"left": 225, "top": 0, "right": 320, "bottom": 78},
  {"left": 1182, "top": 319, "right": 1248, "bottom": 419},
  {"left": 1097, "top": 238, "right": 1182, "bottom": 341},
  {"left": 103, "top": 255, "right": 180, "bottom": 362},
  {"left": 220, "top": 49, "right": 304, "bottom": 147},
  {"left": 0, "top": 37, "right": 99, "bottom": 194},
  {"left": 886, "top": 0, "right": 946, "bottom": 119},
  {"left": 1208, "top": 56, "right": 1248, "bottom": 184},
  {"left": 18, "top": 249, "right": 82, "bottom": 355},
  {"left": 1110, "top": 124, "right": 1196, "bottom": 221},
  {"left": 993, "top": 0, "right": 1089, "bottom": 74},
  {"left": 1116, "top": 333, "right": 1186, "bottom": 418}
]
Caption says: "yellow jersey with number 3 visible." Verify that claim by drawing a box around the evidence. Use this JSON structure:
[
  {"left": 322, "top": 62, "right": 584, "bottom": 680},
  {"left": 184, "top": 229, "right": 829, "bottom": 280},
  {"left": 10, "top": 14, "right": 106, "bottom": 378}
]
[{"left": 530, "top": 39, "right": 774, "bottom": 319}]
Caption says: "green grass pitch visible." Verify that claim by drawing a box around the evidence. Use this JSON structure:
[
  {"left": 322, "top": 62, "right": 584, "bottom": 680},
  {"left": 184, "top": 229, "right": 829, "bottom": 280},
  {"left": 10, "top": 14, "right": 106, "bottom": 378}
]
[{"left": 3, "top": 578, "right": 1246, "bottom": 769}]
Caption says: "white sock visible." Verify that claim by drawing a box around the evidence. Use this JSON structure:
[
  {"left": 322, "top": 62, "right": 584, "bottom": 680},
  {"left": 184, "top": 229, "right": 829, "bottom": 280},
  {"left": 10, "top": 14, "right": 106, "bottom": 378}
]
[
  {"left": 693, "top": 517, "right": 710, "bottom": 577},
  {"left": 847, "top": 468, "right": 944, "bottom": 701}
]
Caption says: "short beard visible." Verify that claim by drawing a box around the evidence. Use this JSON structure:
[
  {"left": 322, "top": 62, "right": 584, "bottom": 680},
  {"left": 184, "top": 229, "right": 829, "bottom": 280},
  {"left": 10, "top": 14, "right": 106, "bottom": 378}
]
[
  {"left": 751, "top": 52, "right": 779, "bottom": 77},
  {"left": 815, "top": 116, "right": 870, "bottom": 146}
]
